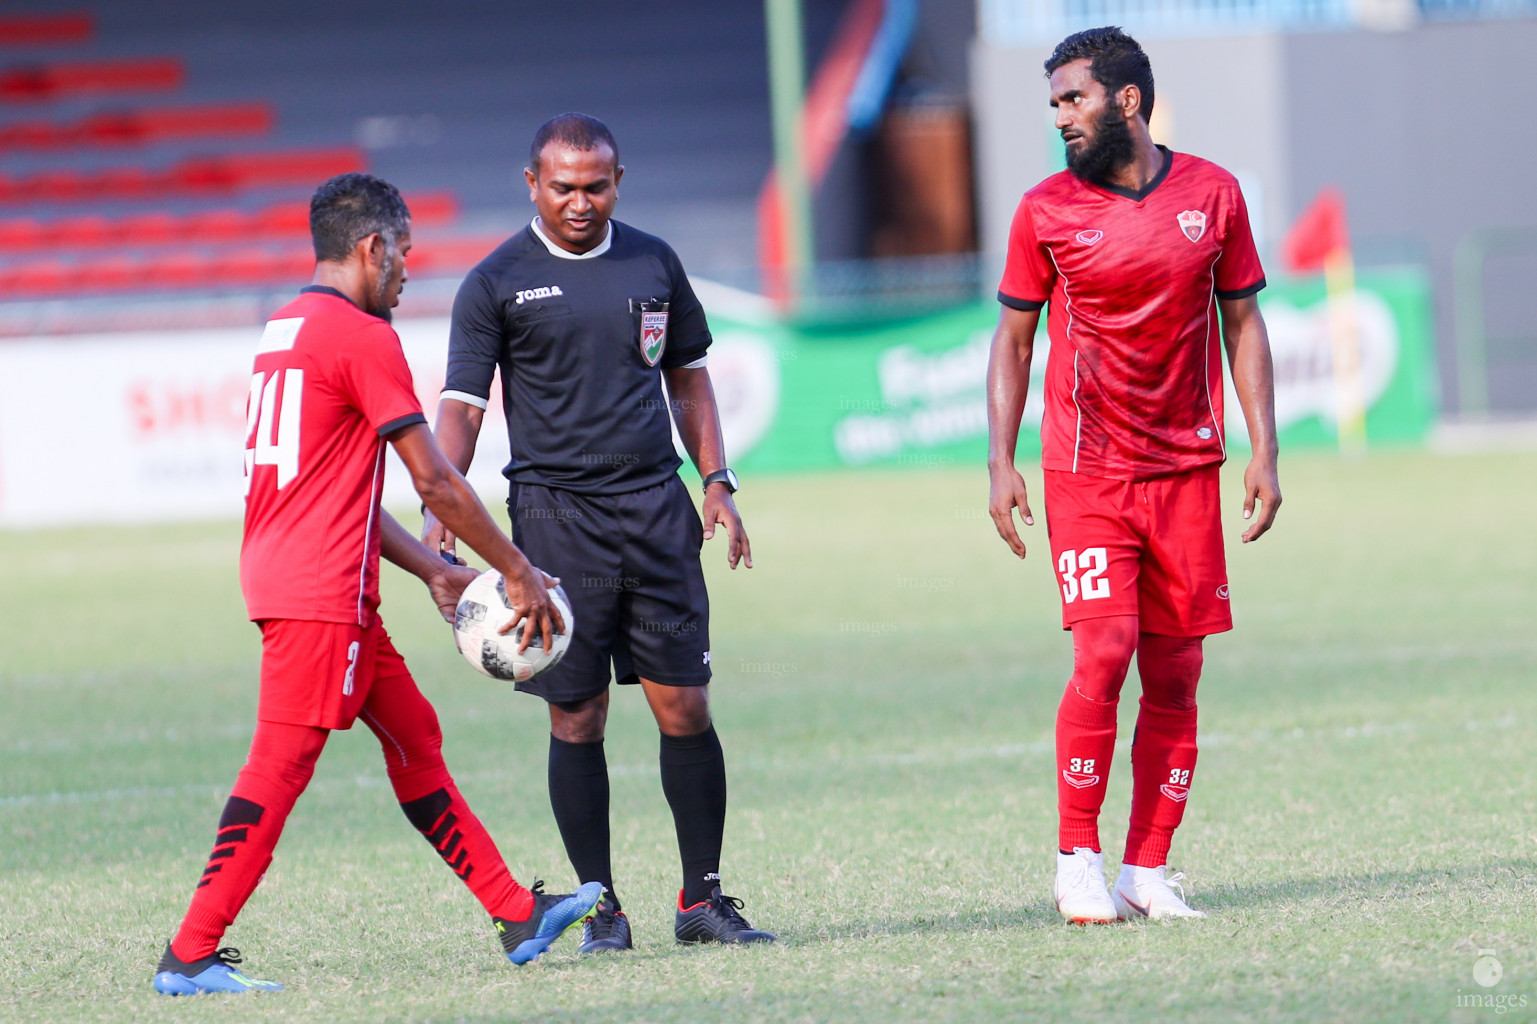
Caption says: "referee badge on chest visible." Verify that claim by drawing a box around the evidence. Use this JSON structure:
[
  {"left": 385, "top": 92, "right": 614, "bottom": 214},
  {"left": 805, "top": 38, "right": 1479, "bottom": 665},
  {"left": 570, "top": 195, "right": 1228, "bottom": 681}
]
[{"left": 632, "top": 298, "right": 670, "bottom": 366}]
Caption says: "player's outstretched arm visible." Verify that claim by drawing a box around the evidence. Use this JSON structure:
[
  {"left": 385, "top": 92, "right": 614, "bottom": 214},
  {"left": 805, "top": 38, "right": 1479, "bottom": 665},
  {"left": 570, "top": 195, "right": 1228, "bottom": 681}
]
[
  {"left": 986, "top": 305, "right": 1041, "bottom": 559},
  {"left": 388, "top": 422, "right": 564, "bottom": 652},
  {"left": 380, "top": 510, "right": 480, "bottom": 622},
  {"left": 1219, "top": 294, "right": 1282, "bottom": 543},
  {"left": 421, "top": 397, "right": 485, "bottom": 559},
  {"left": 663, "top": 365, "right": 752, "bottom": 570}
]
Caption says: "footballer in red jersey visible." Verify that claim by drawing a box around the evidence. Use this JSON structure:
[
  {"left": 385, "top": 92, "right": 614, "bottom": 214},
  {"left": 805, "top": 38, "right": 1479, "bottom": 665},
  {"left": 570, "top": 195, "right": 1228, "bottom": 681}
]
[
  {"left": 985, "top": 28, "right": 1282, "bottom": 923},
  {"left": 153, "top": 175, "right": 600, "bottom": 997}
]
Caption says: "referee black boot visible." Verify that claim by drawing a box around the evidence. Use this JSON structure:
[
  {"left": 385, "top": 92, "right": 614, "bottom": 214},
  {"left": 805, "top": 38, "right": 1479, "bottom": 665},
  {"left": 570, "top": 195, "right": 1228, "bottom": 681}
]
[
  {"left": 577, "top": 894, "right": 632, "bottom": 953},
  {"left": 675, "top": 886, "right": 775, "bottom": 944}
]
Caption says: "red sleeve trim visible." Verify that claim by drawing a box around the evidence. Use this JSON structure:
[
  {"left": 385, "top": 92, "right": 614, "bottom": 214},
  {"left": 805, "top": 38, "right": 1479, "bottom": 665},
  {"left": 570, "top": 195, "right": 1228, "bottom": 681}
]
[
  {"left": 998, "top": 291, "right": 1045, "bottom": 312},
  {"left": 1215, "top": 277, "right": 1266, "bottom": 301},
  {"left": 376, "top": 412, "right": 427, "bottom": 438}
]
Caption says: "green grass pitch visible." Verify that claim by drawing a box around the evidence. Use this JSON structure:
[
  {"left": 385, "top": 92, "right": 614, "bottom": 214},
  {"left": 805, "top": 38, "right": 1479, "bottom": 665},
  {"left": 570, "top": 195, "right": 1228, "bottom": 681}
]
[{"left": 1, "top": 450, "right": 1533, "bottom": 1023}]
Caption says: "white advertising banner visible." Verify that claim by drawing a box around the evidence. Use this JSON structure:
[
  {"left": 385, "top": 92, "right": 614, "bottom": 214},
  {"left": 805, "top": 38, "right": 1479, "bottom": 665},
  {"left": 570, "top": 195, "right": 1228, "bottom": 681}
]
[{"left": 0, "top": 317, "right": 511, "bottom": 528}]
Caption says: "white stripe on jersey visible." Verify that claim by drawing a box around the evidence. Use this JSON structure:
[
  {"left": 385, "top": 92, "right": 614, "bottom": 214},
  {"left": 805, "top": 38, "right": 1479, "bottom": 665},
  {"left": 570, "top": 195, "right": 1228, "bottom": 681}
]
[
  {"left": 1044, "top": 247, "right": 1082, "bottom": 473},
  {"left": 357, "top": 442, "right": 385, "bottom": 626}
]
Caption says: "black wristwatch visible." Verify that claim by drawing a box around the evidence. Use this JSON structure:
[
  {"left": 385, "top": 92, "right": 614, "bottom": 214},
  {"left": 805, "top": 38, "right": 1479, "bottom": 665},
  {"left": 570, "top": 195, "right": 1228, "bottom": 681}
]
[{"left": 701, "top": 468, "right": 739, "bottom": 494}]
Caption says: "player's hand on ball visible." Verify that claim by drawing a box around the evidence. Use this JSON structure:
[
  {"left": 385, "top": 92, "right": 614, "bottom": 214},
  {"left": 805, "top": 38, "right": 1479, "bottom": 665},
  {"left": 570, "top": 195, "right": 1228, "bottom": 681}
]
[
  {"left": 498, "top": 563, "right": 565, "bottom": 653},
  {"left": 988, "top": 462, "right": 1034, "bottom": 559},
  {"left": 421, "top": 507, "right": 460, "bottom": 563},
  {"left": 1240, "top": 454, "right": 1282, "bottom": 544},
  {"left": 702, "top": 486, "right": 752, "bottom": 569},
  {"left": 427, "top": 561, "right": 481, "bottom": 623}
]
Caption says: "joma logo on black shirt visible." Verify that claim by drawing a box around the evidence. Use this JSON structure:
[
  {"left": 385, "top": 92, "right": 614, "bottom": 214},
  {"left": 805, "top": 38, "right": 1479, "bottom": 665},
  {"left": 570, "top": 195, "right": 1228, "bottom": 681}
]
[{"left": 514, "top": 286, "right": 564, "bottom": 305}]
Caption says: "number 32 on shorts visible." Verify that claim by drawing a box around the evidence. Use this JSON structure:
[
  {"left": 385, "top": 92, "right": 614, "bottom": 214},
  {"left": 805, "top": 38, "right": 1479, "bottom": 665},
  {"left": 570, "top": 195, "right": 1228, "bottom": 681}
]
[{"left": 1057, "top": 547, "right": 1110, "bottom": 603}]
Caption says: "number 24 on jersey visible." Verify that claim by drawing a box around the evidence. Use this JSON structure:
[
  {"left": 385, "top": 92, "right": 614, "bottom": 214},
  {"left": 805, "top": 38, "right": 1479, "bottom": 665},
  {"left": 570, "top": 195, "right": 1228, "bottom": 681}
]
[{"left": 245, "top": 368, "right": 303, "bottom": 492}]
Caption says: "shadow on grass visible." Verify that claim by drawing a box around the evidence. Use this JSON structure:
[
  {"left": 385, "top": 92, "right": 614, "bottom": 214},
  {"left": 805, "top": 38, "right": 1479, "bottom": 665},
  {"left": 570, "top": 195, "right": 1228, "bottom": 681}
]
[
  {"left": 723, "top": 857, "right": 1537, "bottom": 948},
  {"left": 1197, "top": 858, "right": 1537, "bottom": 913}
]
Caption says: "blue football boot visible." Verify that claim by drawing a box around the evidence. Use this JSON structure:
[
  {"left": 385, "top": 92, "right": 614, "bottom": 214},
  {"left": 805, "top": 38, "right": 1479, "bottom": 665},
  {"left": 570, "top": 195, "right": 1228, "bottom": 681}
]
[
  {"left": 494, "top": 879, "right": 605, "bottom": 964},
  {"left": 153, "top": 944, "right": 283, "bottom": 995}
]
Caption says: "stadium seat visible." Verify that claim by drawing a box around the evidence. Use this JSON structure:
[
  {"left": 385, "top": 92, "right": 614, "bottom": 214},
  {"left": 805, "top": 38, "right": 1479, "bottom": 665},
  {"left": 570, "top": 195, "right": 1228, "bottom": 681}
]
[
  {"left": 0, "top": 192, "right": 461, "bottom": 253},
  {"left": 0, "top": 104, "right": 274, "bottom": 151},
  {"left": 0, "top": 12, "right": 93, "bottom": 47},
  {"left": 0, "top": 148, "right": 368, "bottom": 204},
  {"left": 52, "top": 216, "right": 114, "bottom": 248},
  {"left": 0, "top": 58, "right": 183, "bottom": 102}
]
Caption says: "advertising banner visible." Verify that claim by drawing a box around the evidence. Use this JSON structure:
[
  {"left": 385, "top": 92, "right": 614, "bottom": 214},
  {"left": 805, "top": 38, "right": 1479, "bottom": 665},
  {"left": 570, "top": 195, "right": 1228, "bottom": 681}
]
[
  {"left": 0, "top": 318, "right": 509, "bottom": 527},
  {"left": 0, "top": 268, "right": 1435, "bottom": 527},
  {"left": 710, "top": 267, "right": 1438, "bottom": 473}
]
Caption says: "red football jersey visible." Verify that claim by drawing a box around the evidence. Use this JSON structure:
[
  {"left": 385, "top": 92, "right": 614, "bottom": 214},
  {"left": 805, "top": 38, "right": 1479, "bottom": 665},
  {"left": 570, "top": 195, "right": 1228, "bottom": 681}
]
[
  {"left": 998, "top": 149, "right": 1265, "bottom": 480},
  {"left": 240, "top": 287, "right": 425, "bottom": 626}
]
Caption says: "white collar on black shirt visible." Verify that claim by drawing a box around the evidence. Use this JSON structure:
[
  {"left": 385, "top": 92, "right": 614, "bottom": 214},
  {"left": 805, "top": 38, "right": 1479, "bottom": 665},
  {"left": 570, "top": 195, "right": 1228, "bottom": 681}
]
[{"left": 531, "top": 217, "right": 612, "bottom": 259}]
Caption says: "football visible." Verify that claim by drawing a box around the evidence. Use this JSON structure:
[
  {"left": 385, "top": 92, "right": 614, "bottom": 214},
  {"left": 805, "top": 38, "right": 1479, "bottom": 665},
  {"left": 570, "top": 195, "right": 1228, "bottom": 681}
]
[{"left": 452, "top": 569, "right": 574, "bottom": 682}]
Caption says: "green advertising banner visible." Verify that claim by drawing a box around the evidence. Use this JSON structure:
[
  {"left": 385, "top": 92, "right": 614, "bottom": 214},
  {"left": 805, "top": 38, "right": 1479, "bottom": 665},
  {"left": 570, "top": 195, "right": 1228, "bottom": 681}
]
[{"left": 703, "top": 267, "right": 1437, "bottom": 474}]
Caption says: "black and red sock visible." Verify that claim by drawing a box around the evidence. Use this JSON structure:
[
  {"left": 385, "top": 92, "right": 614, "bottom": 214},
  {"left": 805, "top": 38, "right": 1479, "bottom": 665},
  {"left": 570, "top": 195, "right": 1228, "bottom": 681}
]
[{"left": 659, "top": 725, "right": 727, "bottom": 908}]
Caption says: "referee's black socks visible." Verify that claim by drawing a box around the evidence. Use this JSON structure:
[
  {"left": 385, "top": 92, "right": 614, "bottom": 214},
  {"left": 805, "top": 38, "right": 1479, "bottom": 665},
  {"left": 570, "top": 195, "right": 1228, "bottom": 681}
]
[
  {"left": 547, "top": 735, "right": 617, "bottom": 909},
  {"left": 659, "top": 725, "right": 728, "bottom": 909}
]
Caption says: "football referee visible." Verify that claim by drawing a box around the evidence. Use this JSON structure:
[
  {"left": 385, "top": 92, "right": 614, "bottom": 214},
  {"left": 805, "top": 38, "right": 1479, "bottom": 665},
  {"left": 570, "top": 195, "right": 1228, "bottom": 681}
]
[{"left": 423, "top": 113, "right": 772, "bottom": 951}]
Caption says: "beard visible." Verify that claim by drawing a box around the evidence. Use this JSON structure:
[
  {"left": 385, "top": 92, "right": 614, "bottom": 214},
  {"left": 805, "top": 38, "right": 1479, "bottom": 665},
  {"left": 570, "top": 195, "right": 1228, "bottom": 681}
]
[
  {"left": 368, "top": 247, "right": 396, "bottom": 322},
  {"left": 1065, "top": 105, "right": 1138, "bottom": 184}
]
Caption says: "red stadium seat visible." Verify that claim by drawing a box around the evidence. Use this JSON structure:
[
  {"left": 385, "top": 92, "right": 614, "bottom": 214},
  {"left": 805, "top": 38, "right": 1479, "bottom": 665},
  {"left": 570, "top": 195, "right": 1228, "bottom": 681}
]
[
  {"left": 7, "top": 259, "right": 70, "bottom": 295},
  {"left": 255, "top": 202, "right": 310, "bottom": 236},
  {"left": 0, "top": 148, "right": 370, "bottom": 204},
  {"left": 0, "top": 13, "right": 93, "bottom": 47},
  {"left": 405, "top": 192, "right": 460, "bottom": 225},
  {"left": 86, "top": 254, "right": 140, "bottom": 292},
  {"left": 185, "top": 208, "right": 249, "bottom": 243},
  {"left": 0, "top": 58, "right": 183, "bottom": 102},
  {"left": 52, "top": 216, "right": 115, "bottom": 248},
  {"left": 409, "top": 236, "right": 504, "bottom": 275},
  {"left": 117, "top": 212, "right": 181, "bottom": 246},
  {"left": 0, "top": 191, "right": 460, "bottom": 254},
  {"left": 0, "top": 218, "right": 41, "bottom": 249},
  {"left": 228, "top": 148, "right": 366, "bottom": 188},
  {"left": 0, "top": 104, "right": 274, "bottom": 151},
  {"left": 149, "top": 251, "right": 212, "bottom": 290}
]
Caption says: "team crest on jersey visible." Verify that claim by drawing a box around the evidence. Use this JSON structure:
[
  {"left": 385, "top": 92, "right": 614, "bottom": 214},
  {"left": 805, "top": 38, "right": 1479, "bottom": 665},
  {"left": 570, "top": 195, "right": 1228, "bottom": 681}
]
[
  {"left": 1177, "top": 210, "right": 1207, "bottom": 242},
  {"left": 1076, "top": 229, "right": 1103, "bottom": 246},
  {"left": 640, "top": 310, "right": 668, "bottom": 366},
  {"left": 1159, "top": 784, "right": 1190, "bottom": 802}
]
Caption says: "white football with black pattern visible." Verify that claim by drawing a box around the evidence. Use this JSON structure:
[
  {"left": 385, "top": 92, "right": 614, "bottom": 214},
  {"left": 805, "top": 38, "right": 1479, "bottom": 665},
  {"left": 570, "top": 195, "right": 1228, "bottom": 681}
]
[{"left": 453, "top": 569, "right": 573, "bottom": 682}]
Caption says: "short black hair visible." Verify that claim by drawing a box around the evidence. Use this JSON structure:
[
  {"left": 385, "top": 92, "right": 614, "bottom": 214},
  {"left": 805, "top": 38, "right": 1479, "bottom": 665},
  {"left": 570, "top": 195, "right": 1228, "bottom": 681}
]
[
  {"left": 309, "top": 172, "right": 410, "bottom": 263},
  {"left": 528, "top": 112, "right": 619, "bottom": 176},
  {"left": 1044, "top": 26, "right": 1155, "bottom": 123}
]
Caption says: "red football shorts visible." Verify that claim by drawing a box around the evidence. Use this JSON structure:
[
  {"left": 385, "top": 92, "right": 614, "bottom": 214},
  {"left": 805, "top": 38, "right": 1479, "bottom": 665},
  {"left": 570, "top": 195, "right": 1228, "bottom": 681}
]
[
  {"left": 256, "top": 618, "right": 406, "bottom": 730},
  {"left": 1042, "top": 465, "right": 1232, "bottom": 637}
]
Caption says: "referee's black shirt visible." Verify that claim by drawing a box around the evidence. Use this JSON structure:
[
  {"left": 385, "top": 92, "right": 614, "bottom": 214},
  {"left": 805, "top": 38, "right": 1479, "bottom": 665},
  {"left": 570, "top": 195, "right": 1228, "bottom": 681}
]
[{"left": 443, "top": 219, "right": 712, "bottom": 495}]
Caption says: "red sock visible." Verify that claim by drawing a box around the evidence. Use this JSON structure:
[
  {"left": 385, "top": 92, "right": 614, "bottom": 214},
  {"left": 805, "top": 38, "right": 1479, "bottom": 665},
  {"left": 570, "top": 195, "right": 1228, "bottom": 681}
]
[
  {"left": 170, "top": 721, "right": 328, "bottom": 962},
  {"left": 1125, "top": 634, "right": 1202, "bottom": 868},
  {"left": 361, "top": 658, "right": 533, "bottom": 923},
  {"left": 1055, "top": 616, "right": 1138, "bottom": 852},
  {"left": 1056, "top": 688, "right": 1119, "bottom": 851}
]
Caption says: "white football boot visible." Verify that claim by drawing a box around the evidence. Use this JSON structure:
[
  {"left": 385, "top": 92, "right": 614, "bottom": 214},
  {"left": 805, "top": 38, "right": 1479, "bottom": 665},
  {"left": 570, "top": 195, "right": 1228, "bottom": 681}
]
[
  {"left": 1112, "top": 864, "right": 1207, "bottom": 920},
  {"left": 1054, "top": 848, "right": 1117, "bottom": 924}
]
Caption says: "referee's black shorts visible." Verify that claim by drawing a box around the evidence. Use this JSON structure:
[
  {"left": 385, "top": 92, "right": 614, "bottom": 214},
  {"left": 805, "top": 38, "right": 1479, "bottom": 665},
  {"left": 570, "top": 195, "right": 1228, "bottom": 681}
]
[{"left": 508, "top": 475, "right": 711, "bottom": 703}]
